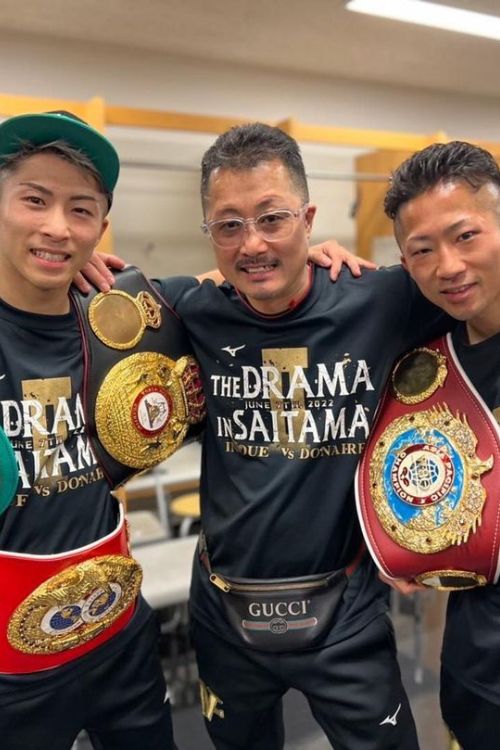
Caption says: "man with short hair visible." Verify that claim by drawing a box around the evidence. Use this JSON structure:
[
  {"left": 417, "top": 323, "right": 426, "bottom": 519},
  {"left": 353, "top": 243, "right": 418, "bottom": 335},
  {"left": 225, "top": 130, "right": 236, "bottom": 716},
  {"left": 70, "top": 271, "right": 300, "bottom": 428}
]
[
  {"left": 153, "top": 122, "right": 449, "bottom": 749},
  {"left": 378, "top": 140, "right": 500, "bottom": 750},
  {"left": 0, "top": 111, "right": 183, "bottom": 750}
]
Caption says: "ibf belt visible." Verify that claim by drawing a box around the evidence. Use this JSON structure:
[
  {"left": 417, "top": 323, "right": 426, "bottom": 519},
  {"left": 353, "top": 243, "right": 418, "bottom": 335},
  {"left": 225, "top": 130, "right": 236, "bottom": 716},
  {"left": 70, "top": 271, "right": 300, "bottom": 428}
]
[
  {"left": 355, "top": 334, "right": 500, "bottom": 590},
  {"left": 0, "top": 506, "right": 141, "bottom": 674},
  {"left": 70, "top": 266, "right": 205, "bottom": 487}
]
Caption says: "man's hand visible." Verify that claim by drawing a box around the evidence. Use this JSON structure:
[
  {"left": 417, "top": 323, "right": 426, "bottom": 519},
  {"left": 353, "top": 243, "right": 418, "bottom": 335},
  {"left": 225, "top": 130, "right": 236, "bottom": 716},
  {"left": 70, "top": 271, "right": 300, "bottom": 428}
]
[
  {"left": 73, "top": 252, "right": 126, "bottom": 294},
  {"left": 196, "top": 269, "right": 224, "bottom": 284},
  {"left": 309, "top": 240, "right": 377, "bottom": 280},
  {"left": 378, "top": 571, "right": 427, "bottom": 594}
]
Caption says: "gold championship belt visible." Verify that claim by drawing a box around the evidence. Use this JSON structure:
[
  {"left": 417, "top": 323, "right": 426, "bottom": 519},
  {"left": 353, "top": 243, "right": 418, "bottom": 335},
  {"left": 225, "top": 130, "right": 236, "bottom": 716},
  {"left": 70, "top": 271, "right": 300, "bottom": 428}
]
[
  {"left": 8, "top": 555, "right": 141, "bottom": 656},
  {"left": 0, "top": 507, "right": 141, "bottom": 674},
  {"left": 70, "top": 266, "right": 205, "bottom": 487},
  {"left": 355, "top": 334, "right": 500, "bottom": 590}
]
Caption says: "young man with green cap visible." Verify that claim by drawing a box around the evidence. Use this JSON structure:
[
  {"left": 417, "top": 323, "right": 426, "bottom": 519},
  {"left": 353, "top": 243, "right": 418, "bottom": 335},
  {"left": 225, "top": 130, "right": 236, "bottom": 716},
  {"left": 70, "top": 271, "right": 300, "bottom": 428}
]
[{"left": 0, "top": 111, "right": 183, "bottom": 750}]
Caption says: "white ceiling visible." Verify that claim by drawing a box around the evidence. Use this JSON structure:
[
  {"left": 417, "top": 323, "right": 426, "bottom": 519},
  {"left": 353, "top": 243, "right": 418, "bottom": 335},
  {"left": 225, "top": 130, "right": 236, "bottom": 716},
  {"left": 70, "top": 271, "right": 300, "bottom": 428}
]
[{"left": 1, "top": 0, "right": 500, "bottom": 98}]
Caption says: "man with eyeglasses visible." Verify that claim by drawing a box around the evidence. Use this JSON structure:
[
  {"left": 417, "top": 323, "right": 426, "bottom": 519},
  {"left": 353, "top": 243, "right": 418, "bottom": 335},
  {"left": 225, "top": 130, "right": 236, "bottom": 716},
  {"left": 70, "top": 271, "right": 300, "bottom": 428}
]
[{"left": 141, "top": 122, "right": 452, "bottom": 750}]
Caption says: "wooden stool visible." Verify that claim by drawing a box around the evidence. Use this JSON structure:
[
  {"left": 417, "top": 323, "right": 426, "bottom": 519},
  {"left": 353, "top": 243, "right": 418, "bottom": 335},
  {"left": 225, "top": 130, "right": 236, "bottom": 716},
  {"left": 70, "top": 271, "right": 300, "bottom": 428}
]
[{"left": 170, "top": 492, "right": 200, "bottom": 536}]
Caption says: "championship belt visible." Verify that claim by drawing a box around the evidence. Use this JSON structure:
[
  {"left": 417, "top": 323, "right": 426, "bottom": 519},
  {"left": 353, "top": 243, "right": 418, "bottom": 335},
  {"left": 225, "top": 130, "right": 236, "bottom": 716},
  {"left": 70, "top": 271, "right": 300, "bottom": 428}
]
[
  {"left": 355, "top": 334, "right": 500, "bottom": 590},
  {"left": 71, "top": 266, "right": 205, "bottom": 487},
  {"left": 0, "top": 506, "right": 142, "bottom": 674}
]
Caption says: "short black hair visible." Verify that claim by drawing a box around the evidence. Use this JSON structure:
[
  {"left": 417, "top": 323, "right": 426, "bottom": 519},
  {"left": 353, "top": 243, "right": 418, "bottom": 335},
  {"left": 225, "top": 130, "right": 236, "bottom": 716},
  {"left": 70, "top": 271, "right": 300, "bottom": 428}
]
[
  {"left": 200, "top": 122, "right": 309, "bottom": 209},
  {"left": 384, "top": 141, "right": 500, "bottom": 220}
]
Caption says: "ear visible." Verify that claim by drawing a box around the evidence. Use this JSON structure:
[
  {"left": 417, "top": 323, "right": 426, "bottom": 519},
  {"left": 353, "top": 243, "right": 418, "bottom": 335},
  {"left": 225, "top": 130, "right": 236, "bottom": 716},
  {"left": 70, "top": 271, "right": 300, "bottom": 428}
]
[
  {"left": 98, "top": 218, "right": 109, "bottom": 244},
  {"left": 305, "top": 204, "right": 317, "bottom": 236},
  {"left": 400, "top": 253, "right": 408, "bottom": 271}
]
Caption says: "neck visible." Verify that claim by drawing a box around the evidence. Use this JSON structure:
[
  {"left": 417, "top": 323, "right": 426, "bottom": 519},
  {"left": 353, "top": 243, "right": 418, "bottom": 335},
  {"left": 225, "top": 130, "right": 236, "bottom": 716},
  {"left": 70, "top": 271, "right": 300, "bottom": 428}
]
[
  {"left": 0, "top": 282, "right": 70, "bottom": 315},
  {"left": 238, "top": 264, "right": 313, "bottom": 317},
  {"left": 466, "top": 317, "right": 500, "bottom": 345}
]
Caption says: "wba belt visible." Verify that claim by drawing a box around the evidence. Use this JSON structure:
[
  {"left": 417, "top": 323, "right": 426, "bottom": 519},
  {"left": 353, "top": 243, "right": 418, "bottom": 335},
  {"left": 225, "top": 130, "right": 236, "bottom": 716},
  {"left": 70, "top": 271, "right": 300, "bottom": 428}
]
[
  {"left": 0, "top": 506, "right": 142, "bottom": 674},
  {"left": 70, "top": 266, "right": 205, "bottom": 487},
  {"left": 356, "top": 334, "right": 500, "bottom": 590}
]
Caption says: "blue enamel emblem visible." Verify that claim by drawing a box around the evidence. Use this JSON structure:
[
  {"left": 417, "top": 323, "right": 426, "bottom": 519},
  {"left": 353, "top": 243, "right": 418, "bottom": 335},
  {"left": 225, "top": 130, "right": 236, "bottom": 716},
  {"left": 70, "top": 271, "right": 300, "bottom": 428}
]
[{"left": 383, "top": 427, "right": 464, "bottom": 528}]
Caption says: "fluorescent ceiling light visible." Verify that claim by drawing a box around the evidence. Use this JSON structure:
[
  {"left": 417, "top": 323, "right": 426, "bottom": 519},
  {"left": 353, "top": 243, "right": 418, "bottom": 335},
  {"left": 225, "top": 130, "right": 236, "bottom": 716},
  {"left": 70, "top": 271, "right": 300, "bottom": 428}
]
[{"left": 346, "top": 0, "right": 500, "bottom": 41}]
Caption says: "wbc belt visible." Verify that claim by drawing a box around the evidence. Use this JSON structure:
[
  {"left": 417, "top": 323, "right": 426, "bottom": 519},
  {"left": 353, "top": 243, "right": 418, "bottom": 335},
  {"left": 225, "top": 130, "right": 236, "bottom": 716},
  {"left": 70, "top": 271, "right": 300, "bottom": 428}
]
[
  {"left": 0, "top": 506, "right": 142, "bottom": 674},
  {"left": 356, "top": 334, "right": 500, "bottom": 590},
  {"left": 70, "top": 266, "right": 205, "bottom": 488}
]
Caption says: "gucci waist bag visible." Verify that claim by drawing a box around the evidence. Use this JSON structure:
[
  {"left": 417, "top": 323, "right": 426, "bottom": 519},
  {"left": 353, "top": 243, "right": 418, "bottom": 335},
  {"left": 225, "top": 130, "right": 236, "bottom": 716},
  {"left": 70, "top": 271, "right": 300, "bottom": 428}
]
[{"left": 200, "top": 533, "right": 364, "bottom": 652}]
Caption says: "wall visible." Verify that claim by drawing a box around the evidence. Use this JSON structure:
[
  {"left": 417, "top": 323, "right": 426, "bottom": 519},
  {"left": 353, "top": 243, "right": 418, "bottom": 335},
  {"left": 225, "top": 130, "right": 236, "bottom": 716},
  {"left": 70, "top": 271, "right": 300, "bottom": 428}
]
[{"left": 1, "top": 31, "right": 499, "bottom": 275}]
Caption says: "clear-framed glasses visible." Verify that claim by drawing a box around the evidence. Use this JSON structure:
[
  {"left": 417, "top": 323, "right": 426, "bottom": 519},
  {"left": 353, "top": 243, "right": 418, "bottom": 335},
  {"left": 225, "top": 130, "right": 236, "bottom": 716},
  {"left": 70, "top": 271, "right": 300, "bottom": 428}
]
[{"left": 201, "top": 205, "right": 309, "bottom": 249}]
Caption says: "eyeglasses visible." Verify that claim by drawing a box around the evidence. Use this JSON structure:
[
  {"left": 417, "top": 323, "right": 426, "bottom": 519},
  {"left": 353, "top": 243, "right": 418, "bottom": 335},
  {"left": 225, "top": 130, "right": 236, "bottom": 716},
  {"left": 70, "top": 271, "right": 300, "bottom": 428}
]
[{"left": 201, "top": 205, "right": 309, "bottom": 249}]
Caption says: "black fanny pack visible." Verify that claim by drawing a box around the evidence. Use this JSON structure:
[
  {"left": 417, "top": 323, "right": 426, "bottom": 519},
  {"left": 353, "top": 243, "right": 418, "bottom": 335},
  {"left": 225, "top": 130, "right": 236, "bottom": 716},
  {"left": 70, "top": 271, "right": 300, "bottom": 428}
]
[{"left": 200, "top": 536, "right": 363, "bottom": 652}]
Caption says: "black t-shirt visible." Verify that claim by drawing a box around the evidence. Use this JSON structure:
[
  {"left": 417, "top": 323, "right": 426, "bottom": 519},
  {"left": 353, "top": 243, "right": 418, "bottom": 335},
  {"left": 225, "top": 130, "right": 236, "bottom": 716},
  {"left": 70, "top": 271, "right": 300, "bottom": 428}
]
[
  {"left": 441, "top": 324, "right": 500, "bottom": 704},
  {"left": 0, "top": 301, "right": 115, "bottom": 552},
  {"left": 0, "top": 299, "right": 149, "bottom": 699},
  {"left": 160, "top": 265, "right": 447, "bottom": 647}
]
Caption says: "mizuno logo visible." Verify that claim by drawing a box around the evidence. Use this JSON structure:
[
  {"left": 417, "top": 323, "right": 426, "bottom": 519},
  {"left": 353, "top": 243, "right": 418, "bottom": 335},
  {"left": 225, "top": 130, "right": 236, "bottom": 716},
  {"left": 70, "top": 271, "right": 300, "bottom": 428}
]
[
  {"left": 379, "top": 703, "right": 401, "bottom": 726},
  {"left": 221, "top": 345, "right": 246, "bottom": 357}
]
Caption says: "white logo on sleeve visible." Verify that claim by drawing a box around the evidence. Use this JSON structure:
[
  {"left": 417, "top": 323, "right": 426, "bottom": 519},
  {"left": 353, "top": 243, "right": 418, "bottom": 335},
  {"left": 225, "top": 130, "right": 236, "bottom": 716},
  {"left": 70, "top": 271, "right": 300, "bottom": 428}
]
[
  {"left": 221, "top": 345, "right": 246, "bottom": 357},
  {"left": 379, "top": 703, "right": 401, "bottom": 726}
]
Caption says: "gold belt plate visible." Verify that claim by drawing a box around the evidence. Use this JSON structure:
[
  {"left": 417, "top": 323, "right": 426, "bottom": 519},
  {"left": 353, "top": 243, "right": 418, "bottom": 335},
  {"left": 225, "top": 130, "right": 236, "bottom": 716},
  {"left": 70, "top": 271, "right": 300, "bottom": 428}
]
[
  {"left": 370, "top": 404, "right": 493, "bottom": 554},
  {"left": 392, "top": 347, "right": 448, "bottom": 404},
  {"left": 95, "top": 352, "right": 195, "bottom": 467},
  {"left": 8, "top": 555, "right": 142, "bottom": 654},
  {"left": 89, "top": 290, "right": 161, "bottom": 350}
]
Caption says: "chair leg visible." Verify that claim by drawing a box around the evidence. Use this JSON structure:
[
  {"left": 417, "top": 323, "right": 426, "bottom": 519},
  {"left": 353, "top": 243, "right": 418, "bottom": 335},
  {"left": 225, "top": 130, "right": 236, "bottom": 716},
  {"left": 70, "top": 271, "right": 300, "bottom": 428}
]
[
  {"left": 179, "top": 516, "right": 195, "bottom": 537},
  {"left": 413, "top": 592, "right": 424, "bottom": 685}
]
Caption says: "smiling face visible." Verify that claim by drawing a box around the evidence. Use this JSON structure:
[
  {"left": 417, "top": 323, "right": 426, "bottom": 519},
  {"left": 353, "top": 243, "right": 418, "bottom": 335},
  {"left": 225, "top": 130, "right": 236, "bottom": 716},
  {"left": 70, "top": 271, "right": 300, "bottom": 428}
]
[
  {"left": 0, "top": 152, "right": 108, "bottom": 314},
  {"left": 204, "top": 159, "right": 316, "bottom": 315},
  {"left": 396, "top": 179, "right": 500, "bottom": 343}
]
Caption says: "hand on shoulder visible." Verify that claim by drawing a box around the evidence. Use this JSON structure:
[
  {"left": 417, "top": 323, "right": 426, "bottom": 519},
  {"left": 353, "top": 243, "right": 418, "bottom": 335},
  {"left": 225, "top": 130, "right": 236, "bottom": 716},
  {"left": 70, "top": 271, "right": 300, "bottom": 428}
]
[{"left": 308, "top": 240, "right": 377, "bottom": 280}]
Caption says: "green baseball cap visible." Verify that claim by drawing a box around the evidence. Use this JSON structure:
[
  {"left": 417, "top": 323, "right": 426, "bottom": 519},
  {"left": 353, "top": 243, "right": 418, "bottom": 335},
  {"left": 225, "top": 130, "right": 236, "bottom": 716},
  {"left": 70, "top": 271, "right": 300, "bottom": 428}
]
[{"left": 0, "top": 110, "right": 120, "bottom": 195}]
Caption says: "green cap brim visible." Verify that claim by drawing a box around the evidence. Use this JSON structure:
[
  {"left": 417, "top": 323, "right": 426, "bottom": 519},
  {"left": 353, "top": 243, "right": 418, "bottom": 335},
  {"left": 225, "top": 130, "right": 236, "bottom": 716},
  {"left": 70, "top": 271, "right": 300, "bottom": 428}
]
[
  {"left": 0, "top": 112, "right": 119, "bottom": 194},
  {"left": 0, "top": 426, "right": 18, "bottom": 515}
]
